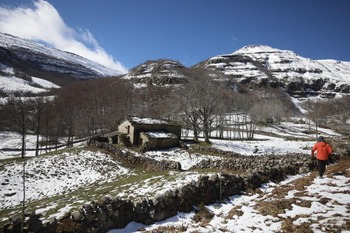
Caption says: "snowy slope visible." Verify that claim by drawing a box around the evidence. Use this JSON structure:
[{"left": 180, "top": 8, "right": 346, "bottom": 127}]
[
  {"left": 233, "top": 45, "right": 350, "bottom": 83},
  {"left": 0, "top": 66, "right": 59, "bottom": 103},
  {"left": 202, "top": 45, "right": 350, "bottom": 97},
  {"left": 0, "top": 33, "right": 123, "bottom": 78}
]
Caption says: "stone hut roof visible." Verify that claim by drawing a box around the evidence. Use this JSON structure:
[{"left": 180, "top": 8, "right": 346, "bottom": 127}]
[
  {"left": 120, "top": 116, "right": 180, "bottom": 126},
  {"left": 105, "top": 131, "right": 122, "bottom": 137}
]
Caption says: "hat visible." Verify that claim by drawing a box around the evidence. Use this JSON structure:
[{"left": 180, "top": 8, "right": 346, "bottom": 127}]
[{"left": 317, "top": 136, "right": 325, "bottom": 142}]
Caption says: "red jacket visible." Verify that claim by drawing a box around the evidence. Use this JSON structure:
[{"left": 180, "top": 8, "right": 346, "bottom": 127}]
[{"left": 312, "top": 142, "right": 332, "bottom": 160}]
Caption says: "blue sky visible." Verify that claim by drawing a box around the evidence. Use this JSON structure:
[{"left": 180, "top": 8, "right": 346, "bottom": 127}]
[{"left": 0, "top": 0, "right": 349, "bottom": 73}]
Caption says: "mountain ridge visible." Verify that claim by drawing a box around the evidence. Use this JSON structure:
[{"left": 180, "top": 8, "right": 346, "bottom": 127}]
[
  {"left": 196, "top": 45, "right": 350, "bottom": 97},
  {"left": 0, "top": 33, "right": 123, "bottom": 82}
]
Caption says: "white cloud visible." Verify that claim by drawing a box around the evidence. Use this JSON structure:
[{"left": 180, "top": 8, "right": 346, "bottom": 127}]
[{"left": 0, "top": 0, "right": 128, "bottom": 74}]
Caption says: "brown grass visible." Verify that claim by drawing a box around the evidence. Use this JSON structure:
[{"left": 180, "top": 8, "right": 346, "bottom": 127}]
[
  {"left": 226, "top": 205, "right": 244, "bottom": 219},
  {"left": 281, "top": 217, "right": 313, "bottom": 233},
  {"left": 255, "top": 199, "right": 295, "bottom": 217},
  {"left": 192, "top": 203, "right": 214, "bottom": 226},
  {"left": 327, "top": 157, "right": 350, "bottom": 176},
  {"left": 139, "top": 225, "right": 188, "bottom": 232}
]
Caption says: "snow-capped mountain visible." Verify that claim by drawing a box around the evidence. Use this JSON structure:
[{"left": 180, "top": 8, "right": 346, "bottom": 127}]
[
  {"left": 122, "top": 59, "right": 189, "bottom": 86},
  {"left": 0, "top": 33, "right": 123, "bottom": 81},
  {"left": 197, "top": 45, "right": 350, "bottom": 97}
]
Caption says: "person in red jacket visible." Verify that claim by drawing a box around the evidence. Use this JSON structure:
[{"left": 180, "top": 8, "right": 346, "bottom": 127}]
[{"left": 311, "top": 136, "right": 333, "bottom": 178}]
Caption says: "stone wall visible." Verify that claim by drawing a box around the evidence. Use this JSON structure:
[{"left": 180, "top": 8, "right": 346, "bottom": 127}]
[
  {"left": 88, "top": 140, "right": 182, "bottom": 171},
  {"left": 2, "top": 143, "right": 319, "bottom": 233}
]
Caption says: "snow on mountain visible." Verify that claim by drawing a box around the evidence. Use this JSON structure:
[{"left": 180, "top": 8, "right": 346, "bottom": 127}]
[
  {"left": 233, "top": 45, "right": 350, "bottom": 83},
  {"left": 120, "top": 45, "right": 350, "bottom": 98},
  {"left": 122, "top": 59, "right": 189, "bottom": 86},
  {"left": 201, "top": 45, "right": 350, "bottom": 97},
  {"left": 31, "top": 76, "right": 60, "bottom": 89},
  {"left": 0, "top": 33, "right": 124, "bottom": 79},
  {"left": 0, "top": 64, "right": 59, "bottom": 103},
  {"left": 2, "top": 32, "right": 350, "bottom": 99}
]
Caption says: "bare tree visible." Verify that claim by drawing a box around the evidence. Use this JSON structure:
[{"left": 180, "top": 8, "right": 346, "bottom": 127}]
[
  {"left": 3, "top": 95, "right": 32, "bottom": 158},
  {"left": 176, "top": 68, "right": 228, "bottom": 143},
  {"left": 29, "top": 97, "right": 47, "bottom": 156},
  {"left": 337, "top": 96, "right": 350, "bottom": 135},
  {"left": 249, "top": 98, "right": 285, "bottom": 125},
  {"left": 230, "top": 92, "right": 257, "bottom": 139},
  {"left": 302, "top": 98, "right": 331, "bottom": 137}
]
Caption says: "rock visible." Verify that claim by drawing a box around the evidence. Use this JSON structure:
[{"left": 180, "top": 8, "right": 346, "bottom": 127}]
[
  {"left": 43, "top": 217, "right": 58, "bottom": 232},
  {"left": 71, "top": 210, "right": 84, "bottom": 222}
]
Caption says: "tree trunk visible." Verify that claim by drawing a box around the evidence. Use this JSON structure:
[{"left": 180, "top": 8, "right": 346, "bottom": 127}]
[
  {"left": 21, "top": 128, "right": 26, "bottom": 159},
  {"left": 35, "top": 120, "right": 40, "bottom": 156},
  {"left": 21, "top": 160, "right": 26, "bottom": 233}
]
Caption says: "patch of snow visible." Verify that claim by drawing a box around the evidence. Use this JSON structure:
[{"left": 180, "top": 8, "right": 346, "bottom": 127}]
[
  {"left": 143, "top": 131, "right": 175, "bottom": 139},
  {"left": 144, "top": 148, "right": 221, "bottom": 170},
  {"left": 0, "top": 75, "right": 47, "bottom": 94},
  {"left": 31, "top": 77, "right": 60, "bottom": 89}
]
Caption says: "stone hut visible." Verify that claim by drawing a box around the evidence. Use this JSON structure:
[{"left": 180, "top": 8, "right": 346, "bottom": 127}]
[{"left": 117, "top": 116, "right": 181, "bottom": 150}]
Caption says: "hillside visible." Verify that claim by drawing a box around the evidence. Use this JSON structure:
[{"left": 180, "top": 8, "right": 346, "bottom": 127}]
[
  {"left": 0, "top": 33, "right": 122, "bottom": 86},
  {"left": 122, "top": 59, "right": 190, "bottom": 86},
  {"left": 196, "top": 45, "right": 350, "bottom": 98}
]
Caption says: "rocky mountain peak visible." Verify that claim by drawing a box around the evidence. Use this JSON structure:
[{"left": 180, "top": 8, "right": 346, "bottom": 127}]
[
  {"left": 234, "top": 44, "right": 279, "bottom": 54},
  {"left": 198, "top": 45, "right": 350, "bottom": 98},
  {"left": 122, "top": 59, "right": 189, "bottom": 86}
]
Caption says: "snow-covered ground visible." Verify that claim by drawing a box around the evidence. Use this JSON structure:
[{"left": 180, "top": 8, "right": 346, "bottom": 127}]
[
  {"left": 0, "top": 131, "right": 67, "bottom": 159},
  {"left": 2, "top": 119, "right": 334, "bottom": 161},
  {"left": 143, "top": 149, "right": 222, "bottom": 170},
  {"left": 0, "top": 150, "right": 131, "bottom": 210}
]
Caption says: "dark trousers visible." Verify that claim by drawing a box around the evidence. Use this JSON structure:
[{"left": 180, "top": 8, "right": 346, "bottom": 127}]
[{"left": 317, "top": 159, "right": 328, "bottom": 177}]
